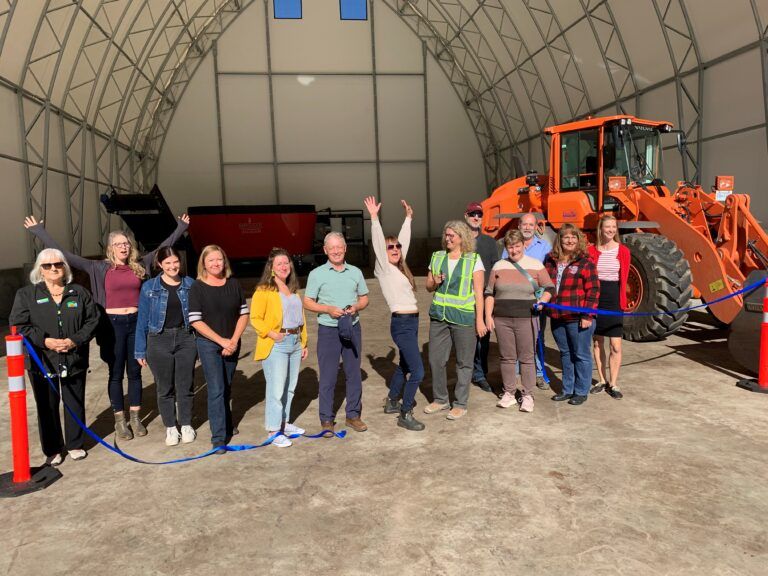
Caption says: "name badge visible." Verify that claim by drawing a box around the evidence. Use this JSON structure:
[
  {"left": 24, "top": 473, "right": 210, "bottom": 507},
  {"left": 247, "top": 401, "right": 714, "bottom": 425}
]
[
  {"left": 66, "top": 301, "right": 78, "bottom": 308},
  {"left": 36, "top": 297, "right": 50, "bottom": 304}
]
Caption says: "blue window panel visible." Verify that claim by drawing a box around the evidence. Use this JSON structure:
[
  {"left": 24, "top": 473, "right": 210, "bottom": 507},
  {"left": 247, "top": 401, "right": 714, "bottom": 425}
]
[
  {"left": 340, "top": 0, "right": 367, "bottom": 21},
  {"left": 274, "top": 0, "right": 302, "bottom": 19}
]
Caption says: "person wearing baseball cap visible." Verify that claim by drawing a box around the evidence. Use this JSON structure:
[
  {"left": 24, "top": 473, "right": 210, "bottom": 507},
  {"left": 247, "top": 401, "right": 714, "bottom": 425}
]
[{"left": 464, "top": 201, "right": 499, "bottom": 393}]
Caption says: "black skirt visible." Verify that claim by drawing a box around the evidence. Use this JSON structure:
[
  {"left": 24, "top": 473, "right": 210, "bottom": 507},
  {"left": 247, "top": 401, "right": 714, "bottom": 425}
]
[{"left": 595, "top": 280, "right": 623, "bottom": 337}]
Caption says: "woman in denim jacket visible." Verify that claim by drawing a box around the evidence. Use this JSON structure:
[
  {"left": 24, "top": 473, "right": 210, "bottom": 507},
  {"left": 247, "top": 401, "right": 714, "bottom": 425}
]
[{"left": 135, "top": 246, "right": 197, "bottom": 446}]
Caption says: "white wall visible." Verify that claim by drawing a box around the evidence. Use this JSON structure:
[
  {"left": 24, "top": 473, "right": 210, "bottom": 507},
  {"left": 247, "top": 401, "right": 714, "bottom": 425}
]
[{"left": 156, "top": 0, "right": 485, "bottom": 240}]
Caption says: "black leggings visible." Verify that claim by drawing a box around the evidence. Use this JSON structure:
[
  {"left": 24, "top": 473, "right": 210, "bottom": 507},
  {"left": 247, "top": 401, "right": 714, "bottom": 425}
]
[{"left": 101, "top": 313, "right": 143, "bottom": 412}]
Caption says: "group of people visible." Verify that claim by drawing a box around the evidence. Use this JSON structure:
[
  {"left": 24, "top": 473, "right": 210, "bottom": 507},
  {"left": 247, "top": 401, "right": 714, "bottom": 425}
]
[{"left": 9, "top": 200, "right": 628, "bottom": 464}]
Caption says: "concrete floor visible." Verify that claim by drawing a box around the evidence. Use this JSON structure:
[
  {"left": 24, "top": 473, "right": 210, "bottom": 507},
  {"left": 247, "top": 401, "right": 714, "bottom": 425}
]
[{"left": 1, "top": 277, "right": 767, "bottom": 576}]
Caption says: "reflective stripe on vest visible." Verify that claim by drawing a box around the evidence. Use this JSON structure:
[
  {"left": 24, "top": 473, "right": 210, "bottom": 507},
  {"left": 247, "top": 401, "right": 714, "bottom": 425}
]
[{"left": 429, "top": 251, "right": 478, "bottom": 325}]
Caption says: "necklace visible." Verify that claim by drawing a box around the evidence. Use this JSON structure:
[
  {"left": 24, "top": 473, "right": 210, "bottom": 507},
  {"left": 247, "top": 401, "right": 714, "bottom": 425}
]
[{"left": 47, "top": 286, "right": 65, "bottom": 297}]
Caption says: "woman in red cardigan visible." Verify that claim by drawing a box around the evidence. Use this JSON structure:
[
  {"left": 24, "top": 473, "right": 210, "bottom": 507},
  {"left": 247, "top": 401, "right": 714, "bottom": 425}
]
[{"left": 588, "top": 215, "right": 630, "bottom": 399}]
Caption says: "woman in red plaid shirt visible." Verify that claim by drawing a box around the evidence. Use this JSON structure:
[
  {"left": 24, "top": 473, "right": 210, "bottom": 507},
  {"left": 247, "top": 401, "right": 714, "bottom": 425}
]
[{"left": 543, "top": 224, "right": 600, "bottom": 405}]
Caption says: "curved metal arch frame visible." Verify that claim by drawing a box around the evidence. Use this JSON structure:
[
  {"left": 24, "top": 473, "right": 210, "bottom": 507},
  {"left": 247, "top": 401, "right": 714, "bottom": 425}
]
[
  {"left": 401, "top": 0, "right": 529, "bottom": 185},
  {"left": 577, "top": 0, "right": 637, "bottom": 114},
  {"left": 651, "top": 0, "right": 703, "bottom": 184},
  {"left": 0, "top": 0, "right": 15, "bottom": 56},
  {"left": 7, "top": 0, "right": 768, "bottom": 258},
  {"left": 17, "top": 0, "right": 82, "bottom": 257},
  {"left": 750, "top": 0, "right": 768, "bottom": 154},
  {"left": 470, "top": 0, "right": 567, "bottom": 166},
  {"left": 519, "top": 0, "right": 593, "bottom": 120}
]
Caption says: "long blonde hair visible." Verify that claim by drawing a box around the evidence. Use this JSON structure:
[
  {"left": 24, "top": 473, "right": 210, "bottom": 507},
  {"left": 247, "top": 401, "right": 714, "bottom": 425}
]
[
  {"left": 442, "top": 220, "right": 476, "bottom": 254},
  {"left": 106, "top": 231, "right": 146, "bottom": 279},
  {"left": 596, "top": 215, "right": 620, "bottom": 248},
  {"left": 385, "top": 235, "right": 416, "bottom": 290}
]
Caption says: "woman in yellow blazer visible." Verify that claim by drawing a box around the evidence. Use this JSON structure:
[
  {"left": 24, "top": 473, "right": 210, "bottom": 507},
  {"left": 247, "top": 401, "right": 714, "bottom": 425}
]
[{"left": 250, "top": 248, "right": 308, "bottom": 448}]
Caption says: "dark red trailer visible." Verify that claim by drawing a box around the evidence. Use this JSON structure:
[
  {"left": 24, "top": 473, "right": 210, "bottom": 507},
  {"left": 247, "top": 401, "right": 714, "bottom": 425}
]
[{"left": 187, "top": 205, "right": 317, "bottom": 260}]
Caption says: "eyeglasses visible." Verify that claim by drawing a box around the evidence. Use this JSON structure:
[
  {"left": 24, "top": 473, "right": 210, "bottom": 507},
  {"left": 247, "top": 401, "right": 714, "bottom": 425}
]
[
  {"left": 386, "top": 243, "right": 402, "bottom": 250},
  {"left": 112, "top": 242, "right": 131, "bottom": 248},
  {"left": 41, "top": 262, "right": 65, "bottom": 270},
  {"left": 467, "top": 211, "right": 483, "bottom": 218}
]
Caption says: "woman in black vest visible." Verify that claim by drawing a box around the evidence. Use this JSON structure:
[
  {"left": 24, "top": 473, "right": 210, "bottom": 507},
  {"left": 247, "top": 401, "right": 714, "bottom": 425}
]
[{"left": 9, "top": 249, "right": 99, "bottom": 465}]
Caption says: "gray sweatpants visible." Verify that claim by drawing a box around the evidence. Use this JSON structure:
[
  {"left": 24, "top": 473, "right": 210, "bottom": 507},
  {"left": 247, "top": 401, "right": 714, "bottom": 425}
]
[{"left": 429, "top": 319, "right": 476, "bottom": 408}]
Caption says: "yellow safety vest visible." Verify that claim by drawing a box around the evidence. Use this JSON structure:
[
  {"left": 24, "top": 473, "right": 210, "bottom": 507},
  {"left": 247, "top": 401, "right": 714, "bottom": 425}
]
[{"left": 428, "top": 251, "right": 478, "bottom": 326}]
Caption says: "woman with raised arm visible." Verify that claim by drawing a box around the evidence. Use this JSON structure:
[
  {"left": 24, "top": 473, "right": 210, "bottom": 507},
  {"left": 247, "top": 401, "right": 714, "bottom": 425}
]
[
  {"left": 588, "top": 215, "right": 629, "bottom": 399},
  {"left": 24, "top": 214, "right": 189, "bottom": 440},
  {"left": 363, "top": 196, "right": 425, "bottom": 431},
  {"left": 250, "top": 248, "right": 309, "bottom": 447},
  {"left": 188, "top": 245, "right": 249, "bottom": 455},
  {"left": 9, "top": 249, "right": 99, "bottom": 464}
]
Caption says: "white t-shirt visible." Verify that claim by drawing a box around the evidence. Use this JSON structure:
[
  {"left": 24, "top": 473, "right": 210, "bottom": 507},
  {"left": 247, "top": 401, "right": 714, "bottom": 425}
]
[{"left": 429, "top": 254, "right": 485, "bottom": 279}]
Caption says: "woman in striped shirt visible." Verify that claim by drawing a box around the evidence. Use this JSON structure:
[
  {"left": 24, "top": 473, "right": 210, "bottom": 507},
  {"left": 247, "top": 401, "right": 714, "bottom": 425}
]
[
  {"left": 588, "top": 215, "right": 630, "bottom": 399},
  {"left": 485, "top": 229, "right": 554, "bottom": 413}
]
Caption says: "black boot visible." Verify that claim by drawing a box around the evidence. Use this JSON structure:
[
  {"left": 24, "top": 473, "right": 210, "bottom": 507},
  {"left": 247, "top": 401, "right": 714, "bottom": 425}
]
[
  {"left": 384, "top": 398, "right": 401, "bottom": 414},
  {"left": 397, "top": 410, "right": 425, "bottom": 431}
]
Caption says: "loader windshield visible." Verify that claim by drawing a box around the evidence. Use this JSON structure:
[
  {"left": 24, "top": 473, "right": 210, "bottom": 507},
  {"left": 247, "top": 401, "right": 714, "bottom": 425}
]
[{"left": 607, "top": 124, "right": 662, "bottom": 185}]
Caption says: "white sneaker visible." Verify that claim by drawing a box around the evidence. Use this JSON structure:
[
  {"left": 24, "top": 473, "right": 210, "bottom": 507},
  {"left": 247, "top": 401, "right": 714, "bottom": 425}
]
[
  {"left": 271, "top": 434, "right": 292, "bottom": 448},
  {"left": 68, "top": 449, "right": 87, "bottom": 461},
  {"left": 165, "top": 427, "right": 181, "bottom": 446},
  {"left": 519, "top": 395, "right": 535, "bottom": 413},
  {"left": 497, "top": 391, "right": 516, "bottom": 409},
  {"left": 46, "top": 453, "right": 63, "bottom": 466},
  {"left": 180, "top": 425, "right": 196, "bottom": 444},
  {"left": 283, "top": 422, "right": 305, "bottom": 436}
]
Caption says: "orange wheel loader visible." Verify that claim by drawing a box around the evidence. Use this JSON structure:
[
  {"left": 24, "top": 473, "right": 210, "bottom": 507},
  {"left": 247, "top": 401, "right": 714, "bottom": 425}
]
[{"left": 480, "top": 115, "right": 768, "bottom": 368}]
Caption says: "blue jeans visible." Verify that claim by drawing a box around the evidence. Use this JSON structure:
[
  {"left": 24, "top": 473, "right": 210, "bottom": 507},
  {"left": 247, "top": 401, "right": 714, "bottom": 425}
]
[
  {"left": 197, "top": 337, "right": 238, "bottom": 446},
  {"left": 388, "top": 314, "right": 424, "bottom": 412},
  {"left": 472, "top": 332, "right": 491, "bottom": 382},
  {"left": 104, "top": 313, "right": 143, "bottom": 412},
  {"left": 535, "top": 314, "right": 546, "bottom": 377},
  {"left": 317, "top": 323, "right": 363, "bottom": 423},
  {"left": 550, "top": 319, "right": 595, "bottom": 396},
  {"left": 261, "top": 334, "right": 302, "bottom": 431}
]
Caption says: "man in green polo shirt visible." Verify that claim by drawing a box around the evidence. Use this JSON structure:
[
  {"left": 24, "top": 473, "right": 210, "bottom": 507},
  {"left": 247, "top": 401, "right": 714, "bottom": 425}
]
[{"left": 304, "top": 232, "right": 370, "bottom": 433}]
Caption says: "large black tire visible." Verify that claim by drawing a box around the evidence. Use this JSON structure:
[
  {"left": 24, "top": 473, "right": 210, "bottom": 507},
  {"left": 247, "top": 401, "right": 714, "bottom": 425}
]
[{"left": 622, "top": 233, "right": 693, "bottom": 342}]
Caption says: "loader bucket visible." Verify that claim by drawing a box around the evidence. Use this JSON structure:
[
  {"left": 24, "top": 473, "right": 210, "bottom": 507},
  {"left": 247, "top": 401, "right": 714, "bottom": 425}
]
[{"left": 728, "top": 270, "right": 768, "bottom": 376}]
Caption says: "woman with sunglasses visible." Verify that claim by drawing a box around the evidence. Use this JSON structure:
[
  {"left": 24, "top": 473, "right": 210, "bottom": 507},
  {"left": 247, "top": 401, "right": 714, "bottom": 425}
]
[
  {"left": 364, "top": 196, "right": 424, "bottom": 431},
  {"left": 9, "top": 249, "right": 99, "bottom": 465},
  {"left": 24, "top": 214, "right": 189, "bottom": 440}
]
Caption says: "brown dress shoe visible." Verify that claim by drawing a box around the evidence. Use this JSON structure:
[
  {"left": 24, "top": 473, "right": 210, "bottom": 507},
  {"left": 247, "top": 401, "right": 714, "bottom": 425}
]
[
  {"left": 321, "top": 420, "right": 335, "bottom": 435},
  {"left": 345, "top": 417, "right": 368, "bottom": 432}
]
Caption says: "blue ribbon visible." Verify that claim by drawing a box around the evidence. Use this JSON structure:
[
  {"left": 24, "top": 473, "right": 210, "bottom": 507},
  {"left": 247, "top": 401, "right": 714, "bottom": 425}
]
[
  {"left": 542, "top": 279, "right": 763, "bottom": 317},
  {"left": 536, "top": 325, "right": 550, "bottom": 385},
  {"left": 21, "top": 336, "right": 345, "bottom": 465}
]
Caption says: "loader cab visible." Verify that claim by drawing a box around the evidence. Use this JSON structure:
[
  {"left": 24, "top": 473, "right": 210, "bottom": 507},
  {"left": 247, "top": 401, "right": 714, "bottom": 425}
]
[
  {"left": 605, "top": 121, "right": 665, "bottom": 190},
  {"left": 547, "top": 116, "right": 668, "bottom": 229}
]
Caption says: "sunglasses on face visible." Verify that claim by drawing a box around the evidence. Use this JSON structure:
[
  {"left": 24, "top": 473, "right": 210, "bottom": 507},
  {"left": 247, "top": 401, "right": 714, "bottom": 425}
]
[
  {"left": 467, "top": 211, "right": 483, "bottom": 218},
  {"left": 387, "top": 243, "right": 402, "bottom": 250},
  {"left": 41, "top": 262, "right": 65, "bottom": 270}
]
